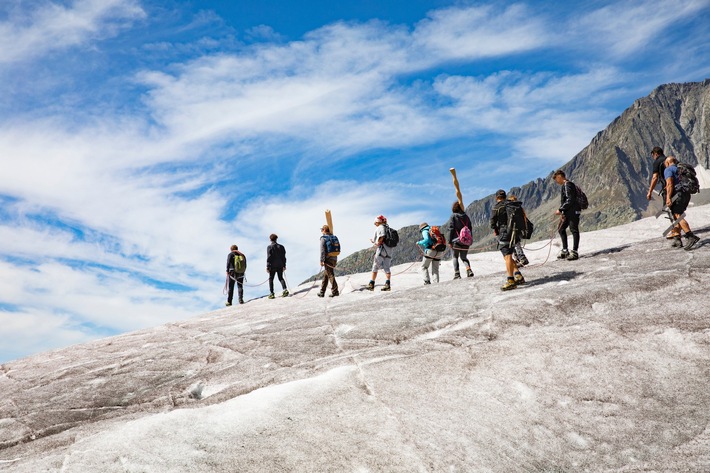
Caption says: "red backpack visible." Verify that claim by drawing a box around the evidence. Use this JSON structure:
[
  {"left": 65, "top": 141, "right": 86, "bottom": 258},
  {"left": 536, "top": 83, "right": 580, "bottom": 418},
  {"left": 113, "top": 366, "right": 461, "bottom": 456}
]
[{"left": 429, "top": 226, "right": 447, "bottom": 251}]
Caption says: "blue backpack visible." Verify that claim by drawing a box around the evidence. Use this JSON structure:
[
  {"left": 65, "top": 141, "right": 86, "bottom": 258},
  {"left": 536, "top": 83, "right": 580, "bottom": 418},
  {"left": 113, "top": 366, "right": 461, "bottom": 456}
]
[{"left": 323, "top": 235, "right": 341, "bottom": 256}]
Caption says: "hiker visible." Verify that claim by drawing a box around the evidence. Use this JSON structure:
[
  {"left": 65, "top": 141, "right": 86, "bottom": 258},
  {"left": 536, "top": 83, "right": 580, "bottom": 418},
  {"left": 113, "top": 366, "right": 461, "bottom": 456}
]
[
  {"left": 647, "top": 146, "right": 668, "bottom": 201},
  {"left": 507, "top": 195, "right": 529, "bottom": 266},
  {"left": 664, "top": 156, "right": 700, "bottom": 250},
  {"left": 490, "top": 189, "right": 525, "bottom": 291},
  {"left": 647, "top": 146, "right": 680, "bottom": 240},
  {"left": 417, "top": 222, "right": 445, "bottom": 284},
  {"left": 266, "top": 234, "right": 288, "bottom": 299},
  {"left": 553, "top": 170, "right": 581, "bottom": 260},
  {"left": 367, "top": 215, "right": 392, "bottom": 291},
  {"left": 448, "top": 201, "right": 474, "bottom": 279},
  {"left": 226, "top": 244, "right": 246, "bottom": 306},
  {"left": 318, "top": 225, "right": 340, "bottom": 297}
]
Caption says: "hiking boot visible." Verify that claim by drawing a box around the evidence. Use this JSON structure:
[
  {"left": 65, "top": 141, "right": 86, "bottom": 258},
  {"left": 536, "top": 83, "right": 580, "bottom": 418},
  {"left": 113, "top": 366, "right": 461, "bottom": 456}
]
[
  {"left": 671, "top": 237, "right": 683, "bottom": 248},
  {"left": 329, "top": 291, "right": 339, "bottom": 297},
  {"left": 424, "top": 280, "right": 431, "bottom": 285},
  {"left": 268, "top": 293, "right": 275, "bottom": 299},
  {"left": 518, "top": 255, "right": 529, "bottom": 266},
  {"left": 453, "top": 272, "right": 461, "bottom": 280},
  {"left": 466, "top": 268, "right": 474, "bottom": 278},
  {"left": 365, "top": 281, "right": 375, "bottom": 291},
  {"left": 239, "top": 299, "right": 244, "bottom": 304},
  {"left": 501, "top": 278, "right": 517, "bottom": 291},
  {"left": 381, "top": 282, "right": 391, "bottom": 292},
  {"left": 317, "top": 292, "right": 325, "bottom": 298},
  {"left": 566, "top": 250, "right": 579, "bottom": 261},
  {"left": 514, "top": 272, "right": 525, "bottom": 285},
  {"left": 225, "top": 302, "right": 232, "bottom": 307},
  {"left": 282, "top": 290, "right": 289, "bottom": 297},
  {"left": 557, "top": 249, "right": 569, "bottom": 260},
  {"left": 684, "top": 234, "right": 700, "bottom": 251}
]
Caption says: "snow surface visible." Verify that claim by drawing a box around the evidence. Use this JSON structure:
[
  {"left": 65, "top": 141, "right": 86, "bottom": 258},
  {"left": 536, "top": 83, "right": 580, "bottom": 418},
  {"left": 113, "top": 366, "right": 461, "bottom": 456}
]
[{"left": 1, "top": 200, "right": 709, "bottom": 472}]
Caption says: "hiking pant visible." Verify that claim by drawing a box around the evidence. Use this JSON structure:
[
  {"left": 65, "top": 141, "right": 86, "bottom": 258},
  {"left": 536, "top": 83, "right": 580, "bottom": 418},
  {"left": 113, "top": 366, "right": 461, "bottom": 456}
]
[
  {"left": 559, "top": 212, "right": 580, "bottom": 251},
  {"left": 452, "top": 247, "right": 471, "bottom": 273},
  {"left": 320, "top": 256, "right": 339, "bottom": 294},
  {"left": 268, "top": 268, "right": 286, "bottom": 294},
  {"left": 228, "top": 272, "right": 244, "bottom": 303},
  {"left": 422, "top": 249, "right": 443, "bottom": 283}
]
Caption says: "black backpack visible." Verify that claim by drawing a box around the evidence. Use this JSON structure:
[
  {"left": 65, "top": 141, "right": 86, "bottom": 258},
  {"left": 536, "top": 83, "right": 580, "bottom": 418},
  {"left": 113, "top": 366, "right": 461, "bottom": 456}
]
[
  {"left": 505, "top": 201, "right": 534, "bottom": 240},
  {"left": 676, "top": 162, "right": 700, "bottom": 194},
  {"left": 571, "top": 182, "right": 589, "bottom": 210},
  {"left": 383, "top": 224, "right": 399, "bottom": 247}
]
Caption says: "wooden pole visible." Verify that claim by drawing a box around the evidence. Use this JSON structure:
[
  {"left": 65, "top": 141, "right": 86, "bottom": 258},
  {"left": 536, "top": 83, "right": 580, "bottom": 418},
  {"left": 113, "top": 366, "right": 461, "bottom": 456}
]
[
  {"left": 450, "top": 168, "right": 464, "bottom": 209},
  {"left": 325, "top": 209, "right": 334, "bottom": 233}
]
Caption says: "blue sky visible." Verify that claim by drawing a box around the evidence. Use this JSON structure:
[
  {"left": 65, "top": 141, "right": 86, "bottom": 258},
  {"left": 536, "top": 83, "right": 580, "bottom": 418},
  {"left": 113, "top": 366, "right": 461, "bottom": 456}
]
[{"left": 2, "top": 0, "right": 710, "bottom": 362}]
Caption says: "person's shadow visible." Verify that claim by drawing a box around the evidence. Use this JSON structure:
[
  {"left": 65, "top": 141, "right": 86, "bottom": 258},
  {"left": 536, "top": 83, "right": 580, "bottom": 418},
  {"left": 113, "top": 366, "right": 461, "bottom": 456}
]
[{"left": 524, "top": 270, "right": 582, "bottom": 288}]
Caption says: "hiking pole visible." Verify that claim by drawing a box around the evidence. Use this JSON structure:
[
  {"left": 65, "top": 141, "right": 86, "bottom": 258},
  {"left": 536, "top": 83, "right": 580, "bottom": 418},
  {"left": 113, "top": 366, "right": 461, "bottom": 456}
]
[{"left": 449, "top": 168, "right": 464, "bottom": 210}]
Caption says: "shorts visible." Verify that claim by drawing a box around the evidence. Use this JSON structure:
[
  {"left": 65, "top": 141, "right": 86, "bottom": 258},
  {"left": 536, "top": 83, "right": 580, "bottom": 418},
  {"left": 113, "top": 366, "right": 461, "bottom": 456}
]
[
  {"left": 372, "top": 255, "right": 392, "bottom": 273},
  {"left": 669, "top": 192, "right": 691, "bottom": 215},
  {"left": 497, "top": 236, "right": 518, "bottom": 257}
]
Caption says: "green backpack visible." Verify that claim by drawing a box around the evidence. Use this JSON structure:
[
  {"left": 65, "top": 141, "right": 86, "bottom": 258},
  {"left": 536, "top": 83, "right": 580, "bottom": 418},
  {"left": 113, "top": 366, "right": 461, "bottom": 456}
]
[{"left": 233, "top": 253, "right": 247, "bottom": 273}]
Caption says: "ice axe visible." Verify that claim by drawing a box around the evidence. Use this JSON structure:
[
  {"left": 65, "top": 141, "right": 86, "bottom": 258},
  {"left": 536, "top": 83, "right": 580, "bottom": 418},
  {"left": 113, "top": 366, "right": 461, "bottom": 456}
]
[{"left": 449, "top": 168, "right": 464, "bottom": 210}]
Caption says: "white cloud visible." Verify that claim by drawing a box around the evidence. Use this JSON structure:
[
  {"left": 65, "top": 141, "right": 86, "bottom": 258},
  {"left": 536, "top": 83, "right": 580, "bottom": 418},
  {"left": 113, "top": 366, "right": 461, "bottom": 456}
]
[
  {"left": 0, "top": 0, "right": 145, "bottom": 64},
  {"left": 569, "top": 0, "right": 710, "bottom": 58},
  {"left": 413, "top": 4, "right": 549, "bottom": 61}
]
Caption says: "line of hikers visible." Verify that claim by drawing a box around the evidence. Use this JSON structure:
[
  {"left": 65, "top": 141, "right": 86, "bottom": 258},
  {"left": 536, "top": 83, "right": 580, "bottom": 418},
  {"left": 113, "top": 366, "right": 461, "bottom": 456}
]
[{"left": 225, "top": 147, "right": 701, "bottom": 303}]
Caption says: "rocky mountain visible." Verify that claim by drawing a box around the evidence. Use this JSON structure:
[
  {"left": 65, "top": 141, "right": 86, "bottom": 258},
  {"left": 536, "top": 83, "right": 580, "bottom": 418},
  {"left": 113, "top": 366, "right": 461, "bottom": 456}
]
[{"left": 329, "top": 80, "right": 710, "bottom": 278}]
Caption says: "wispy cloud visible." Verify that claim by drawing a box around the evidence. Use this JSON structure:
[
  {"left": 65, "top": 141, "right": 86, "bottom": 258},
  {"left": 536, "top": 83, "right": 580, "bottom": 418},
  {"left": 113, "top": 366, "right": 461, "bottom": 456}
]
[
  {"left": 570, "top": 0, "right": 710, "bottom": 59},
  {"left": 0, "top": 0, "right": 145, "bottom": 64}
]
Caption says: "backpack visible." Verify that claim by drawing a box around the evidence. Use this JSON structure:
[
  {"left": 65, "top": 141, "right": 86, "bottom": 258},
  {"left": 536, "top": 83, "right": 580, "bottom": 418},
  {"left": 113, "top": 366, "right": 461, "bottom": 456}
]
[
  {"left": 429, "top": 226, "right": 447, "bottom": 251},
  {"left": 233, "top": 253, "right": 247, "bottom": 273},
  {"left": 383, "top": 224, "right": 399, "bottom": 248},
  {"left": 457, "top": 225, "right": 473, "bottom": 246},
  {"left": 574, "top": 183, "right": 589, "bottom": 210},
  {"left": 676, "top": 162, "right": 700, "bottom": 194},
  {"left": 323, "top": 234, "right": 341, "bottom": 256},
  {"left": 504, "top": 201, "right": 534, "bottom": 240}
]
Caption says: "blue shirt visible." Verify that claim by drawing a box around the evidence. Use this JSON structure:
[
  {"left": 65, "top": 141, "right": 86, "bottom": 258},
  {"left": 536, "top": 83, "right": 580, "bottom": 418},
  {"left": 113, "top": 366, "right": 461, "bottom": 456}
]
[{"left": 663, "top": 165, "right": 678, "bottom": 186}]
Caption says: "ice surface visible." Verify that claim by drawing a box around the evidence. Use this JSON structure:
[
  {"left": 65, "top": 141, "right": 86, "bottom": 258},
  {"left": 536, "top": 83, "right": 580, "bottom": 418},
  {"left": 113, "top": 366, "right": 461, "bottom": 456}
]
[{"left": 1, "top": 203, "right": 709, "bottom": 472}]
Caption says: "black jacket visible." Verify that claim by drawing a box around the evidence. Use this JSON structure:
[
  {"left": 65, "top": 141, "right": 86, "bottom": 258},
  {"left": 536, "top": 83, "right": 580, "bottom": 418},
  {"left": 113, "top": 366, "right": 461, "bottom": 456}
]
[
  {"left": 266, "top": 242, "right": 287, "bottom": 270},
  {"left": 490, "top": 200, "right": 509, "bottom": 240},
  {"left": 559, "top": 181, "right": 580, "bottom": 214}
]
